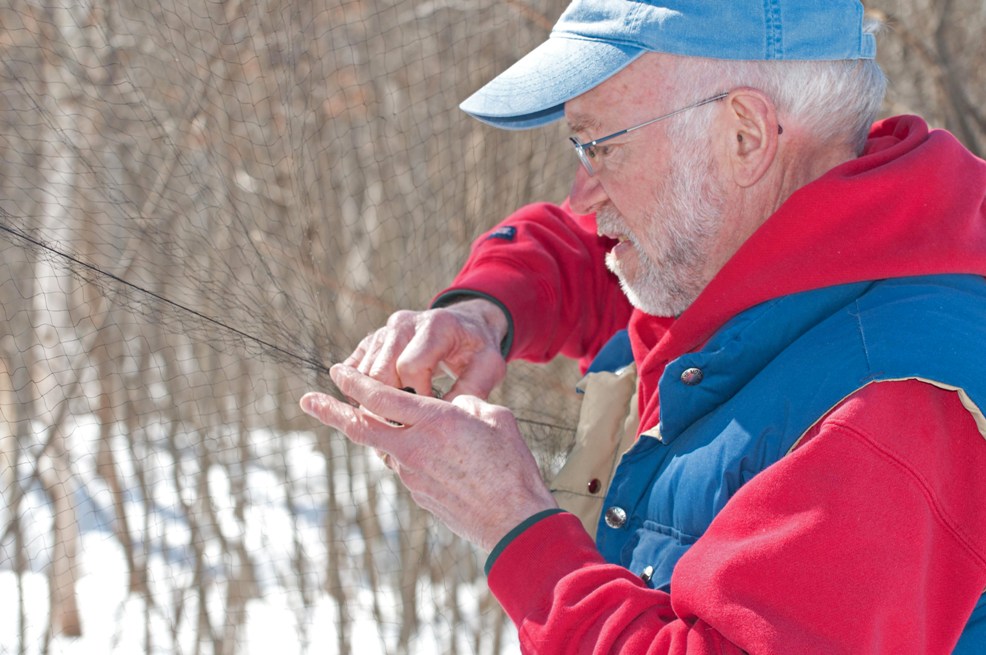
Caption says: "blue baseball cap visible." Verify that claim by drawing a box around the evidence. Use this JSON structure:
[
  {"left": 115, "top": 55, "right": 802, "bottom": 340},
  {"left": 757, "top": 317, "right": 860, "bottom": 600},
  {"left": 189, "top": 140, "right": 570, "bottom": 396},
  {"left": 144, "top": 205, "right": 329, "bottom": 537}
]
[{"left": 460, "top": 0, "right": 876, "bottom": 130}]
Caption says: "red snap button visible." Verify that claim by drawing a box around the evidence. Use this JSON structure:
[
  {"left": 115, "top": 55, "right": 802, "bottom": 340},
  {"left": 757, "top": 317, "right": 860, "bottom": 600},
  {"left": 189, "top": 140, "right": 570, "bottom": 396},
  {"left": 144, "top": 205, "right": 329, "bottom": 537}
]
[{"left": 587, "top": 478, "right": 601, "bottom": 494}]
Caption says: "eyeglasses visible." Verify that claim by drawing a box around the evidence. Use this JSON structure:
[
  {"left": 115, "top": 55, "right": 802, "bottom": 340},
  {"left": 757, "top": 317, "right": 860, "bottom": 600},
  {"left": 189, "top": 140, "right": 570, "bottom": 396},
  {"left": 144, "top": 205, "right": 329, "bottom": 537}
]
[{"left": 569, "top": 92, "right": 728, "bottom": 176}]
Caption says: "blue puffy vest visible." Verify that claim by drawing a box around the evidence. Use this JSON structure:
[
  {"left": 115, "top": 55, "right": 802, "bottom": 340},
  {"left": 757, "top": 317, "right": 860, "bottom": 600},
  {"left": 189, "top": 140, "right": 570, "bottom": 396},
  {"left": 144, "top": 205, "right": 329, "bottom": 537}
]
[{"left": 589, "top": 274, "right": 986, "bottom": 651}]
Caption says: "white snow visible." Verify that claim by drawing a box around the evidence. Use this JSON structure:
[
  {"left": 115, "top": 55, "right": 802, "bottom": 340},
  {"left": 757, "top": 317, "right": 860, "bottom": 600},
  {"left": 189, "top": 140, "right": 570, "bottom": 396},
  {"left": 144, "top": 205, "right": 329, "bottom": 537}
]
[{"left": 0, "top": 417, "right": 518, "bottom": 654}]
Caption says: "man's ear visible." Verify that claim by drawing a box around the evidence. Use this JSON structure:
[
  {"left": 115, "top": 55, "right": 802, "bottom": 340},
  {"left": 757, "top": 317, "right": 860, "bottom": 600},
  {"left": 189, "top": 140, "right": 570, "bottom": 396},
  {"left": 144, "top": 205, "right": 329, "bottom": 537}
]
[{"left": 721, "top": 88, "right": 781, "bottom": 188}]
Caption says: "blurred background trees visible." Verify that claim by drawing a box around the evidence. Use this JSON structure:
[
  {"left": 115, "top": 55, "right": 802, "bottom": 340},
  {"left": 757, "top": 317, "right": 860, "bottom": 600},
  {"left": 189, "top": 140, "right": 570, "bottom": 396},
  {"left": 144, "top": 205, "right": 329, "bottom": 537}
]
[{"left": 0, "top": 1, "right": 982, "bottom": 653}]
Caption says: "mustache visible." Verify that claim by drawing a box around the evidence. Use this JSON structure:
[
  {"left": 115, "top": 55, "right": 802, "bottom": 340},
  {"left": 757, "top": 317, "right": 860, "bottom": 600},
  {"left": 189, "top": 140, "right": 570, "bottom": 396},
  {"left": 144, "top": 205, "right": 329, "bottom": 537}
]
[{"left": 595, "top": 205, "right": 629, "bottom": 240}]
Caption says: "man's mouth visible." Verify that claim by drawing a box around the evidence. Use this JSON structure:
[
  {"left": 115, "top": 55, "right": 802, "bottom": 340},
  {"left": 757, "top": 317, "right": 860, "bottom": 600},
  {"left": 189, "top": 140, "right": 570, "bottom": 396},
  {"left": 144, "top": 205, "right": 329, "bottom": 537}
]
[
  {"left": 598, "top": 230, "right": 628, "bottom": 243},
  {"left": 603, "top": 235, "right": 633, "bottom": 260}
]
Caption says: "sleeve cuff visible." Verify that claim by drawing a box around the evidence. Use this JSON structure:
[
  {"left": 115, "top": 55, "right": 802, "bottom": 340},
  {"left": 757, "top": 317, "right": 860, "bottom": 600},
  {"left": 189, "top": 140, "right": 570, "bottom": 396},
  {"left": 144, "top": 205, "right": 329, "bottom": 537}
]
[
  {"left": 431, "top": 289, "right": 515, "bottom": 359},
  {"left": 485, "top": 508, "right": 567, "bottom": 576}
]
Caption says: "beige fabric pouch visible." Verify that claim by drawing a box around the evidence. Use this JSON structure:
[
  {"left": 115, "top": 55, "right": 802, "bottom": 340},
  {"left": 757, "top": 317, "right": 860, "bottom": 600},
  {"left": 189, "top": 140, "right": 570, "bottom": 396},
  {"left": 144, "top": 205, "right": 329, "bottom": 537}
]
[{"left": 549, "top": 364, "right": 640, "bottom": 539}]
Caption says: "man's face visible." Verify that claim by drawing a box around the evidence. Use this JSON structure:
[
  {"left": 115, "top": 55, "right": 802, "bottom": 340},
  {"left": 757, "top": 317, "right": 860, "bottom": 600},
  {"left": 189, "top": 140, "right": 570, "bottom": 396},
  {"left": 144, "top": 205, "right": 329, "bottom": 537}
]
[
  {"left": 566, "top": 57, "right": 731, "bottom": 317},
  {"left": 593, "top": 124, "right": 727, "bottom": 316}
]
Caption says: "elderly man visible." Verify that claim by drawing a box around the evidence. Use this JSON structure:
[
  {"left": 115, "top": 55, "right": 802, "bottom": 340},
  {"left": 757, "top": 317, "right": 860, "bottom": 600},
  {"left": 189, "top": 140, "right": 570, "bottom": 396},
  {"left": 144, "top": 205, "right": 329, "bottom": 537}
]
[{"left": 302, "top": 1, "right": 986, "bottom": 652}]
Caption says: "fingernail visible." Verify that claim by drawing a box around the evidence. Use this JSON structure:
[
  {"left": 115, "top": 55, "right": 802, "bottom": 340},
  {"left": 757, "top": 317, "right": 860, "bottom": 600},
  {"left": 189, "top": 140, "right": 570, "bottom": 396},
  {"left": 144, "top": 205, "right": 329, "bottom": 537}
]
[
  {"left": 330, "top": 363, "right": 355, "bottom": 381},
  {"left": 299, "top": 393, "right": 323, "bottom": 417}
]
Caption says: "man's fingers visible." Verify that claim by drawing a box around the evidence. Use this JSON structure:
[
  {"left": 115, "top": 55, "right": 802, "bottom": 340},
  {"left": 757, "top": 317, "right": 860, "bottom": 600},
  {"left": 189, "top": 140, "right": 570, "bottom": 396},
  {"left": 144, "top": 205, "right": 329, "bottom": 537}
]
[
  {"left": 352, "top": 331, "right": 378, "bottom": 374},
  {"left": 367, "top": 323, "right": 415, "bottom": 389},
  {"left": 443, "top": 350, "right": 506, "bottom": 401},
  {"left": 395, "top": 325, "right": 459, "bottom": 397},
  {"left": 329, "top": 364, "right": 439, "bottom": 428},
  {"left": 342, "top": 335, "right": 370, "bottom": 368},
  {"left": 299, "top": 390, "right": 404, "bottom": 455},
  {"left": 299, "top": 391, "right": 360, "bottom": 435},
  {"left": 342, "top": 304, "right": 508, "bottom": 399}
]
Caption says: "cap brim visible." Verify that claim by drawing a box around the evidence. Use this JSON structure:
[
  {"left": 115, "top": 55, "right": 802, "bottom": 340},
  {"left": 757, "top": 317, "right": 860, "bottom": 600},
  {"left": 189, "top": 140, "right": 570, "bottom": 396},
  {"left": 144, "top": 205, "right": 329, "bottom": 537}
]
[{"left": 459, "top": 36, "right": 645, "bottom": 130}]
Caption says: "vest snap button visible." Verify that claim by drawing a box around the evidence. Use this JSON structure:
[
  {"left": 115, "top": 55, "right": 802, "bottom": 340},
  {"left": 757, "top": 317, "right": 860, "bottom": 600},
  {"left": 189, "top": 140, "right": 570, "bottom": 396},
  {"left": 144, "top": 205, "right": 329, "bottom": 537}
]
[
  {"left": 587, "top": 478, "right": 601, "bottom": 494},
  {"left": 604, "top": 506, "right": 627, "bottom": 529},
  {"left": 640, "top": 565, "right": 654, "bottom": 583},
  {"left": 680, "top": 367, "right": 704, "bottom": 385}
]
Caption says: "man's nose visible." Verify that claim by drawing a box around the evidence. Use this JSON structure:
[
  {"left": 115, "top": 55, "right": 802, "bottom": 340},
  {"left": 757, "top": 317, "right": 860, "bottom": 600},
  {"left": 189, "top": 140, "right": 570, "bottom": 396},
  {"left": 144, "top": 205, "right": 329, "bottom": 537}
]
[{"left": 568, "top": 164, "right": 609, "bottom": 215}]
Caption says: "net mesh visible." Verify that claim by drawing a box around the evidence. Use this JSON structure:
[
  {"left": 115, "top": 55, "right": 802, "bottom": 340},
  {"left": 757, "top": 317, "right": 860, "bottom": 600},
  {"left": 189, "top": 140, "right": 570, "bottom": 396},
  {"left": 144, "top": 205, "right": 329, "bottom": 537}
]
[{"left": 0, "top": 0, "right": 983, "bottom": 653}]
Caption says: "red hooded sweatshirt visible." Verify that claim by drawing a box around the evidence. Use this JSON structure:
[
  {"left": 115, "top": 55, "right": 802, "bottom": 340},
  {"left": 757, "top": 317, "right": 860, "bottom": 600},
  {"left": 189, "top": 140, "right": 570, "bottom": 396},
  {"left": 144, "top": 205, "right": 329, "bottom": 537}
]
[{"left": 437, "top": 116, "right": 986, "bottom": 653}]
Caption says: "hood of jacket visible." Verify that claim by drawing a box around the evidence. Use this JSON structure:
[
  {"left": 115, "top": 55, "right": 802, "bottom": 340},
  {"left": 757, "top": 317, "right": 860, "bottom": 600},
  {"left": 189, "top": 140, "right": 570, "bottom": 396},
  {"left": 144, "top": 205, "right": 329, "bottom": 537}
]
[{"left": 630, "top": 115, "right": 986, "bottom": 427}]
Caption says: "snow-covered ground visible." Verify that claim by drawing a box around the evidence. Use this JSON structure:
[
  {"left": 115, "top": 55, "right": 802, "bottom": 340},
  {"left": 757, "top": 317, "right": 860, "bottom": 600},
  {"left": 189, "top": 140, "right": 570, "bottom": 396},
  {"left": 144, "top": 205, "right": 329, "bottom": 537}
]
[{"left": 0, "top": 414, "right": 517, "bottom": 654}]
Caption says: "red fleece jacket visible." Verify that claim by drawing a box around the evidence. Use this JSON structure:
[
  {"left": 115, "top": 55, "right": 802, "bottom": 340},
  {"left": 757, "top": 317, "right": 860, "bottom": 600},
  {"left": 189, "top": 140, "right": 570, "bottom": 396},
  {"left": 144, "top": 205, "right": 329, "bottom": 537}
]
[{"left": 439, "top": 117, "right": 986, "bottom": 652}]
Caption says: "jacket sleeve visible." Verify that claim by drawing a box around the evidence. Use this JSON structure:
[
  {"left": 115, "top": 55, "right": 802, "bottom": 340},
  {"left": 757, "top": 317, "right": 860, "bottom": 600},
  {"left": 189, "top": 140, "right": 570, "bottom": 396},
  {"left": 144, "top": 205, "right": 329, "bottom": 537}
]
[
  {"left": 432, "top": 201, "right": 633, "bottom": 370},
  {"left": 487, "top": 380, "right": 986, "bottom": 654}
]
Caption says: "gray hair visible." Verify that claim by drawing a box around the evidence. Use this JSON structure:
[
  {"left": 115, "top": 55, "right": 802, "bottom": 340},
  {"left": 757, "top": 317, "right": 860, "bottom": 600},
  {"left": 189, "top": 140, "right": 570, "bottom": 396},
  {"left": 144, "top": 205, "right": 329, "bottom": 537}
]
[{"left": 667, "top": 24, "right": 887, "bottom": 154}]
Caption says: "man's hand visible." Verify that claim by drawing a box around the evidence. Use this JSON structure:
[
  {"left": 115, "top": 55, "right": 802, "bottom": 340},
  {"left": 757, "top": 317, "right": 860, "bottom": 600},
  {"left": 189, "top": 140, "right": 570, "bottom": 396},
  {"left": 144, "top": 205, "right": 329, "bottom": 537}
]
[
  {"left": 300, "top": 364, "right": 557, "bottom": 552},
  {"left": 345, "top": 298, "right": 509, "bottom": 400}
]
